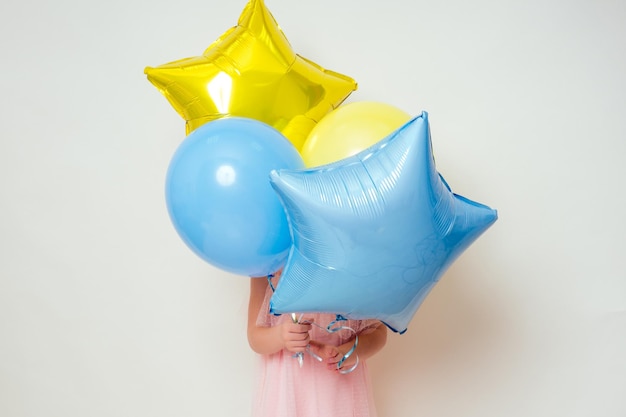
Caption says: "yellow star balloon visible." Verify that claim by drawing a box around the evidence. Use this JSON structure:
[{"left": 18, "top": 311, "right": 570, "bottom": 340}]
[{"left": 144, "top": 0, "right": 357, "bottom": 150}]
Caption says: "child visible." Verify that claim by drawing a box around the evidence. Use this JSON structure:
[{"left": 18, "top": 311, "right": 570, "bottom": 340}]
[{"left": 248, "top": 270, "right": 388, "bottom": 417}]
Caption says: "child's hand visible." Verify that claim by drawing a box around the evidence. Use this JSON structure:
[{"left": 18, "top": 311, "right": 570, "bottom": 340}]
[
  {"left": 279, "top": 319, "right": 313, "bottom": 353},
  {"left": 308, "top": 340, "right": 357, "bottom": 372}
]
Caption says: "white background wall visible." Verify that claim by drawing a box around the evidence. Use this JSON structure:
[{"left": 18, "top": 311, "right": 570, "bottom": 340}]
[{"left": 1, "top": 0, "right": 624, "bottom": 416}]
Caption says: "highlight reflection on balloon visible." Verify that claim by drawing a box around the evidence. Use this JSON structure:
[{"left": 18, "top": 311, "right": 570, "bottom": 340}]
[
  {"left": 165, "top": 117, "right": 304, "bottom": 277},
  {"left": 301, "top": 101, "right": 412, "bottom": 167},
  {"left": 144, "top": 0, "right": 357, "bottom": 150},
  {"left": 269, "top": 112, "right": 498, "bottom": 333}
]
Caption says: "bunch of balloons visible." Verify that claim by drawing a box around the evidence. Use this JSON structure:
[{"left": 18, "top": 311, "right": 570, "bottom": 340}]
[{"left": 146, "top": 0, "right": 497, "bottom": 333}]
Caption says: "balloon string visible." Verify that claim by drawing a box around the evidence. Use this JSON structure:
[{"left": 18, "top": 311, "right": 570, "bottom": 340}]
[
  {"left": 266, "top": 274, "right": 276, "bottom": 292},
  {"left": 324, "top": 315, "right": 359, "bottom": 374},
  {"left": 293, "top": 313, "right": 360, "bottom": 375},
  {"left": 291, "top": 313, "right": 306, "bottom": 367},
  {"left": 267, "top": 275, "right": 359, "bottom": 374}
]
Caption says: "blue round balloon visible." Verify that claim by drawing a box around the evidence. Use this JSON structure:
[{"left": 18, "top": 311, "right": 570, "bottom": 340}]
[{"left": 165, "top": 117, "right": 304, "bottom": 276}]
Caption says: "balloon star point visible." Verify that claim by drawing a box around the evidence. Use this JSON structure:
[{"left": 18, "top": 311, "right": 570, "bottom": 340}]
[
  {"left": 145, "top": 0, "right": 356, "bottom": 149},
  {"left": 269, "top": 113, "right": 498, "bottom": 332}
]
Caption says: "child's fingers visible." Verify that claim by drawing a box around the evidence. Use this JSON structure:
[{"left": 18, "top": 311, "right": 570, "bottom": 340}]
[
  {"left": 283, "top": 331, "right": 310, "bottom": 352},
  {"left": 286, "top": 322, "right": 312, "bottom": 333},
  {"left": 280, "top": 322, "right": 311, "bottom": 352},
  {"left": 287, "top": 331, "right": 310, "bottom": 342},
  {"left": 325, "top": 349, "right": 344, "bottom": 365},
  {"left": 326, "top": 349, "right": 355, "bottom": 371},
  {"left": 286, "top": 340, "right": 310, "bottom": 352}
]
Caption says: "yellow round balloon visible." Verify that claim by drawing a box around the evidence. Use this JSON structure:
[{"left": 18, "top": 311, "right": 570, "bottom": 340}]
[
  {"left": 301, "top": 101, "right": 412, "bottom": 167},
  {"left": 144, "top": 0, "right": 357, "bottom": 150}
]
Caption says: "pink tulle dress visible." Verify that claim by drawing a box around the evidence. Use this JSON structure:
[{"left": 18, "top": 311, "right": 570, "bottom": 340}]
[{"left": 252, "top": 280, "right": 381, "bottom": 417}]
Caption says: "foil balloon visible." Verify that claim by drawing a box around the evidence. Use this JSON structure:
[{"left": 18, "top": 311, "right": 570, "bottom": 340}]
[
  {"left": 268, "top": 112, "right": 497, "bottom": 333},
  {"left": 144, "top": 0, "right": 357, "bottom": 150},
  {"left": 165, "top": 117, "right": 304, "bottom": 277},
  {"left": 300, "top": 101, "right": 412, "bottom": 167}
]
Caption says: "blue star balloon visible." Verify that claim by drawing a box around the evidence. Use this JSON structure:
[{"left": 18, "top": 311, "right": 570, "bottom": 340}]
[{"left": 268, "top": 112, "right": 497, "bottom": 333}]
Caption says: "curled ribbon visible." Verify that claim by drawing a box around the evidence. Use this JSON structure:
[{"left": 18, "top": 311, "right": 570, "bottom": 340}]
[
  {"left": 267, "top": 275, "right": 359, "bottom": 375},
  {"left": 292, "top": 312, "right": 359, "bottom": 375},
  {"left": 325, "top": 316, "right": 359, "bottom": 375}
]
